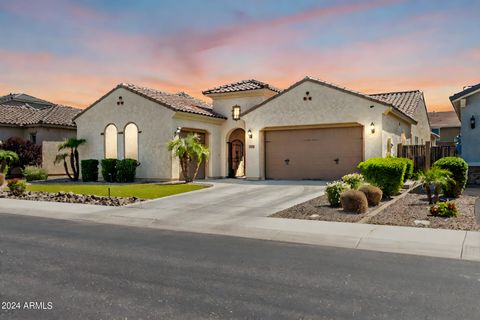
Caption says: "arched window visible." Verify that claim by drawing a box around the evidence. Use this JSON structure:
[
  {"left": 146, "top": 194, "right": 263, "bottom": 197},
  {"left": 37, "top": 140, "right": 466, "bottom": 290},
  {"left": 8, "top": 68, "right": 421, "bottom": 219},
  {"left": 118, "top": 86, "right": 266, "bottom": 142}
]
[
  {"left": 104, "top": 124, "right": 118, "bottom": 158},
  {"left": 124, "top": 123, "right": 138, "bottom": 160}
]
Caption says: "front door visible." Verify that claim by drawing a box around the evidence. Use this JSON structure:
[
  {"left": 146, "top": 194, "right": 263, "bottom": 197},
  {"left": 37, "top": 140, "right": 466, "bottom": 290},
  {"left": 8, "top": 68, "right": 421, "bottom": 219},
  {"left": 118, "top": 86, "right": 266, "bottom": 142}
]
[{"left": 228, "top": 140, "right": 244, "bottom": 178}]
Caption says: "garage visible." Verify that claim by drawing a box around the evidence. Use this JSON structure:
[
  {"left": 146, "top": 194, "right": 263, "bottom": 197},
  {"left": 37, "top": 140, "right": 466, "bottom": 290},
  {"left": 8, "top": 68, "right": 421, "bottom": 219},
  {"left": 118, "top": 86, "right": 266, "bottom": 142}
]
[{"left": 265, "top": 126, "right": 363, "bottom": 180}]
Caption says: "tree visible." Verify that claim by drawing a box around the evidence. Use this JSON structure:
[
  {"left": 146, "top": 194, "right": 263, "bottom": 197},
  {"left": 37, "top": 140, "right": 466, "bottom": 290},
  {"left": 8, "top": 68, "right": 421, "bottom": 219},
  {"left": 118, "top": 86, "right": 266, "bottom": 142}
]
[
  {"left": 0, "top": 150, "right": 19, "bottom": 185},
  {"left": 419, "top": 168, "right": 452, "bottom": 204},
  {"left": 56, "top": 138, "right": 86, "bottom": 181},
  {"left": 168, "top": 133, "right": 209, "bottom": 183},
  {"left": 54, "top": 152, "right": 73, "bottom": 181}
]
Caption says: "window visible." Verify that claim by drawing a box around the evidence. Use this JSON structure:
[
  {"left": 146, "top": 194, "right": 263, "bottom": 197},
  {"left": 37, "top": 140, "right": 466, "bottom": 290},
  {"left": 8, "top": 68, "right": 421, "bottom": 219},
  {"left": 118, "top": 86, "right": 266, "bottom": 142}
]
[
  {"left": 124, "top": 123, "right": 138, "bottom": 160},
  {"left": 104, "top": 124, "right": 118, "bottom": 158},
  {"left": 232, "top": 105, "right": 241, "bottom": 121},
  {"left": 29, "top": 132, "right": 37, "bottom": 144},
  {"left": 432, "top": 128, "right": 440, "bottom": 135}
]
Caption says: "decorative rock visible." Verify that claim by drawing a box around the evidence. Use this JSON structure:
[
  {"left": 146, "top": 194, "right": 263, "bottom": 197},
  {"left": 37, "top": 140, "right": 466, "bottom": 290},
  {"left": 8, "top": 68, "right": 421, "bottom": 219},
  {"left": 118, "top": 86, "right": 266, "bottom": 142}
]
[
  {"left": 414, "top": 219, "right": 430, "bottom": 227},
  {"left": 309, "top": 214, "right": 320, "bottom": 219}
]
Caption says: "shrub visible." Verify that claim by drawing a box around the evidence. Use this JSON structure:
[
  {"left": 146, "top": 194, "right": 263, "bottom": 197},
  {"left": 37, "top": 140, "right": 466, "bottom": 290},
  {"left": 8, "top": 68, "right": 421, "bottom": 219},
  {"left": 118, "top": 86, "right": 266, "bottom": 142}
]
[
  {"left": 81, "top": 159, "right": 99, "bottom": 182},
  {"left": 101, "top": 159, "right": 118, "bottom": 182},
  {"left": 358, "top": 157, "right": 407, "bottom": 197},
  {"left": 7, "top": 179, "right": 27, "bottom": 195},
  {"left": 359, "top": 184, "right": 383, "bottom": 206},
  {"left": 23, "top": 166, "right": 48, "bottom": 182},
  {"left": 325, "top": 181, "right": 350, "bottom": 207},
  {"left": 340, "top": 190, "right": 368, "bottom": 213},
  {"left": 429, "top": 201, "right": 458, "bottom": 217},
  {"left": 433, "top": 157, "right": 468, "bottom": 198},
  {"left": 2, "top": 137, "right": 41, "bottom": 168},
  {"left": 341, "top": 173, "right": 364, "bottom": 190},
  {"left": 117, "top": 159, "right": 139, "bottom": 183},
  {"left": 397, "top": 158, "right": 414, "bottom": 181}
]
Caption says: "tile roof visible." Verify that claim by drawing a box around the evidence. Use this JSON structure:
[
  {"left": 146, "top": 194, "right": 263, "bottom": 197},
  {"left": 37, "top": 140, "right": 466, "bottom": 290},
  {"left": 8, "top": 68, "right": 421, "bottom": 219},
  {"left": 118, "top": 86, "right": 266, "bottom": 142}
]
[
  {"left": 0, "top": 103, "right": 80, "bottom": 127},
  {"left": 118, "top": 83, "right": 226, "bottom": 119},
  {"left": 369, "top": 90, "right": 423, "bottom": 118},
  {"left": 428, "top": 111, "right": 461, "bottom": 128},
  {"left": 0, "top": 93, "right": 54, "bottom": 109},
  {"left": 202, "top": 79, "right": 282, "bottom": 95},
  {"left": 449, "top": 83, "right": 480, "bottom": 101}
]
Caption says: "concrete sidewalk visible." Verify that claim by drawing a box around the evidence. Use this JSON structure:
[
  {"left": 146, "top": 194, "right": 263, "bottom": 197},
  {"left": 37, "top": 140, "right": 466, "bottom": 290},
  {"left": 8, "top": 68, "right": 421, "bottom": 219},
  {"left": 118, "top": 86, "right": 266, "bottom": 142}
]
[{"left": 0, "top": 183, "right": 479, "bottom": 262}]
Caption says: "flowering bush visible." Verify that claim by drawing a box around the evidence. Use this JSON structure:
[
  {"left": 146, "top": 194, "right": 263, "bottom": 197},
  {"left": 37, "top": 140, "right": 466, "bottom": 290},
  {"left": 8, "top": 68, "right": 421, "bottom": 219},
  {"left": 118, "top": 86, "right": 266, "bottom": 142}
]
[
  {"left": 429, "top": 201, "right": 458, "bottom": 218},
  {"left": 7, "top": 179, "right": 27, "bottom": 196},
  {"left": 325, "top": 181, "right": 350, "bottom": 207},
  {"left": 341, "top": 173, "right": 364, "bottom": 190}
]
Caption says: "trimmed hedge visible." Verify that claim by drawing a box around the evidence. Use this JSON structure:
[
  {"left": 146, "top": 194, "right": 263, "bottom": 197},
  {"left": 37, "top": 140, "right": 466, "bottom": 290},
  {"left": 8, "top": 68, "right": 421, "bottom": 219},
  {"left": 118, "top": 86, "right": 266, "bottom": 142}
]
[
  {"left": 101, "top": 159, "right": 118, "bottom": 182},
  {"left": 81, "top": 159, "right": 99, "bottom": 182},
  {"left": 117, "top": 159, "right": 139, "bottom": 183},
  {"left": 358, "top": 157, "right": 407, "bottom": 197},
  {"left": 433, "top": 157, "right": 468, "bottom": 198}
]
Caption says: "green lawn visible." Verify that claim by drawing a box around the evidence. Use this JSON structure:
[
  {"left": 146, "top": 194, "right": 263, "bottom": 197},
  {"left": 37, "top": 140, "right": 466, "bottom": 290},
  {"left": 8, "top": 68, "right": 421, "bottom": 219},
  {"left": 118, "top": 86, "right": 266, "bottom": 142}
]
[{"left": 27, "top": 183, "right": 207, "bottom": 199}]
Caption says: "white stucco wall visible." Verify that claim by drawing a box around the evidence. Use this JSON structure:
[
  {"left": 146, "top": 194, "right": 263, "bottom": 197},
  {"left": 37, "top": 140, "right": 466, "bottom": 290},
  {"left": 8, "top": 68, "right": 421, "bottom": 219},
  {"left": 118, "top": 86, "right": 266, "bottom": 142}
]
[
  {"left": 460, "top": 93, "right": 480, "bottom": 165},
  {"left": 0, "top": 126, "right": 75, "bottom": 145},
  {"left": 75, "top": 87, "right": 175, "bottom": 180},
  {"left": 172, "top": 113, "right": 223, "bottom": 179},
  {"left": 242, "top": 80, "right": 394, "bottom": 180},
  {"left": 410, "top": 98, "right": 431, "bottom": 145},
  {"left": 381, "top": 113, "right": 411, "bottom": 156},
  {"left": 208, "top": 89, "right": 277, "bottom": 118}
]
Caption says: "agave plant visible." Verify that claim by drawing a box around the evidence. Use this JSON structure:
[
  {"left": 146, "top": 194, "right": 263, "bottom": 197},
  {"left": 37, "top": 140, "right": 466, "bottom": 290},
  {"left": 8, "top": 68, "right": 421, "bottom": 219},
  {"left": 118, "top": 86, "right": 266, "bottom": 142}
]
[
  {"left": 418, "top": 167, "right": 453, "bottom": 204},
  {"left": 168, "top": 133, "right": 209, "bottom": 183}
]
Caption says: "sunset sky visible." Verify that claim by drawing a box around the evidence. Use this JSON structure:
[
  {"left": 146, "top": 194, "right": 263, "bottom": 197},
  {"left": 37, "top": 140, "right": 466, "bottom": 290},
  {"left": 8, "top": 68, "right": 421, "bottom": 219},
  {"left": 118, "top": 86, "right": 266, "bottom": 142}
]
[{"left": 0, "top": 0, "right": 478, "bottom": 111}]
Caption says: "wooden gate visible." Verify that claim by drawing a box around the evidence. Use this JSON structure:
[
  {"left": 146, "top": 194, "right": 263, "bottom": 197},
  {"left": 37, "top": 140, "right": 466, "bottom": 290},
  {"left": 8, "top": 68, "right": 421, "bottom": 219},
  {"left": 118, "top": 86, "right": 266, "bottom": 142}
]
[{"left": 397, "top": 142, "right": 458, "bottom": 172}]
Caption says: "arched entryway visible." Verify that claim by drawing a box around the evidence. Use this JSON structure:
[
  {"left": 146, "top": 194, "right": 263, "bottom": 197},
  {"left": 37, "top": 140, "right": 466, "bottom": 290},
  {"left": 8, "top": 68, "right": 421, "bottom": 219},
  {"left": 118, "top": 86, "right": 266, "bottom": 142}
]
[{"left": 227, "top": 128, "right": 245, "bottom": 178}]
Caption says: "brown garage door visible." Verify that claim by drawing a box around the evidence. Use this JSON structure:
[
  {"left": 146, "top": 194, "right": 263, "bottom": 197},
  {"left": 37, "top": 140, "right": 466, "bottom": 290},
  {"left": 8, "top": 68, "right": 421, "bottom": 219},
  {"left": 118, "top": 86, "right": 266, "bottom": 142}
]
[{"left": 265, "top": 126, "right": 363, "bottom": 180}]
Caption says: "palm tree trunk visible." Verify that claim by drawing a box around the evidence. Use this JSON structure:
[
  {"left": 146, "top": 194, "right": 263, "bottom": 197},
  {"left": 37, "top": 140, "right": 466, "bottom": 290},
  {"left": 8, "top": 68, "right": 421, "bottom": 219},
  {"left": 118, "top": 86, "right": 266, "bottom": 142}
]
[
  {"left": 180, "top": 157, "right": 190, "bottom": 183},
  {"left": 69, "top": 149, "right": 77, "bottom": 181},
  {"left": 63, "top": 159, "right": 73, "bottom": 180},
  {"left": 74, "top": 148, "right": 80, "bottom": 180},
  {"left": 426, "top": 185, "right": 433, "bottom": 204},
  {"left": 434, "top": 185, "right": 440, "bottom": 204}
]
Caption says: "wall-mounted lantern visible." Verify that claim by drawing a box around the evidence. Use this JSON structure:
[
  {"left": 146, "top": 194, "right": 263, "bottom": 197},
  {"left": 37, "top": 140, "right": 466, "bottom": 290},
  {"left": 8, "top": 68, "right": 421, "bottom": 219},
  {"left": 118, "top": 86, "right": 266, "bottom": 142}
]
[
  {"left": 174, "top": 126, "right": 182, "bottom": 137},
  {"left": 370, "top": 122, "right": 375, "bottom": 134},
  {"left": 232, "top": 105, "right": 241, "bottom": 121},
  {"left": 247, "top": 129, "right": 253, "bottom": 139},
  {"left": 471, "top": 115, "right": 475, "bottom": 129}
]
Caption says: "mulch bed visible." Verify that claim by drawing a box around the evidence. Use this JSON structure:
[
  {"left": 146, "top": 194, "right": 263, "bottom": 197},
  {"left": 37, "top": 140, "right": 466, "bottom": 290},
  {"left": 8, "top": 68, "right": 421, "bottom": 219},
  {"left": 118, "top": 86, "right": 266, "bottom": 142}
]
[
  {"left": 271, "top": 194, "right": 389, "bottom": 223},
  {"left": 368, "top": 192, "right": 478, "bottom": 231}
]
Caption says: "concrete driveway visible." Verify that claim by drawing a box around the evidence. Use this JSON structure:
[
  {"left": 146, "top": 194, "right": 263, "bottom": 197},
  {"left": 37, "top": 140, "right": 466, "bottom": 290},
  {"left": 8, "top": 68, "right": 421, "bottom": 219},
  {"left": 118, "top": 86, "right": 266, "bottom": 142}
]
[{"left": 118, "top": 179, "right": 326, "bottom": 227}]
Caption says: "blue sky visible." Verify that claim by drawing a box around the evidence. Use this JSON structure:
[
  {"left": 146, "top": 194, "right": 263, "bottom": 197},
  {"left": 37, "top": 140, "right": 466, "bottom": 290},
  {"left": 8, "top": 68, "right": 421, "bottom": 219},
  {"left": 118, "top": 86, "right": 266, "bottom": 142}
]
[{"left": 0, "top": 0, "right": 478, "bottom": 110}]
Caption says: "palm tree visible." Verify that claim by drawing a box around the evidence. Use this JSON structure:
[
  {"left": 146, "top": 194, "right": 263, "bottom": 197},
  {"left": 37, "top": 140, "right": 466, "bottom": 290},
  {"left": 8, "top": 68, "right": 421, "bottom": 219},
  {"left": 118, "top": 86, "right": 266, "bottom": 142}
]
[
  {"left": 0, "top": 150, "right": 19, "bottom": 185},
  {"left": 168, "top": 133, "right": 209, "bottom": 183},
  {"left": 54, "top": 152, "right": 73, "bottom": 181},
  {"left": 419, "top": 168, "right": 452, "bottom": 204},
  {"left": 57, "top": 138, "right": 86, "bottom": 181}
]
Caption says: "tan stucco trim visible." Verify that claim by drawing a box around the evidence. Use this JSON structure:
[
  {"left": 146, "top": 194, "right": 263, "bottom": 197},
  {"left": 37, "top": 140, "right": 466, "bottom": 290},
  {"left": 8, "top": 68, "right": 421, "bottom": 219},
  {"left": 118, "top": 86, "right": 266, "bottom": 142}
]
[
  {"left": 383, "top": 107, "right": 417, "bottom": 125},
  {"left": 261, "top": 122, "right": 363, "bottom": 131},
  {"left": 173, "top": 112, "right": 225, "bottom": 125}
]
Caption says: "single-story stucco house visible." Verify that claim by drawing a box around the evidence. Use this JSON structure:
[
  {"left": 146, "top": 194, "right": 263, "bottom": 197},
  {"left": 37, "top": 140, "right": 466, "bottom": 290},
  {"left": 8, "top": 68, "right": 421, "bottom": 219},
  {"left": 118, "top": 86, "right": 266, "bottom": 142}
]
[
  {"left": 74, "top": 77, "right": 431, "bottom": 180},
  {"left": 0, "top": 93, "right": 80, "bottom": 145},
  {"left": 450, "top": 82, "right": 480, "bottom": 183},
  {"left": 427, "top": 111, "right": 461, "bottom": 146}
]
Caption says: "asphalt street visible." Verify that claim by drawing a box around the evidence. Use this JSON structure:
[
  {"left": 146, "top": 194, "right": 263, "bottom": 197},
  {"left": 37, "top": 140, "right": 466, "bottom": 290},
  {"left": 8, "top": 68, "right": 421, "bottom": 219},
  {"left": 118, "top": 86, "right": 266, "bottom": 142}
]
[{"left": 0, "top": 212, "right": 479, "bottom": 320}]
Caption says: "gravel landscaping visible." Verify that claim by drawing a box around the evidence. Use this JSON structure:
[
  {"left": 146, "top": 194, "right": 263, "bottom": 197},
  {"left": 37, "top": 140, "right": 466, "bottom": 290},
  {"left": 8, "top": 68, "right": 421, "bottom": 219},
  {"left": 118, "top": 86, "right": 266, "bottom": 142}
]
[
  {"left": 0, "top": 191, "right": 141, "bottom": 206},
  {"left": 271, "top": 193, "right": 392, "bottom": 223},
  {"left": 368, "top": 192, "right": 478, "bottom": 231},
  {"left": 271, "top": 187, "right": 478, "bottom": 231}
]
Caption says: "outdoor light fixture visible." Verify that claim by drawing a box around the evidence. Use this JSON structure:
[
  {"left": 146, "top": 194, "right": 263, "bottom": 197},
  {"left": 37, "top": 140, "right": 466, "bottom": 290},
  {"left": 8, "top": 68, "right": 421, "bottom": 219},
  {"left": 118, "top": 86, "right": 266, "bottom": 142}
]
[
  {"left": 247, "top": 129, "right": 253, "bottom": 139},
  {"left": 370, "top": 122, "right": 375, "bottom": 134},
  {"left": 232, "top": 105, "right": 241, "bottom": 121},
  {"left": 174, "top": 126, "right": 182, "bottom": 137},
  {"left": 471, "top": 115, "right": 475, "bottom": 129}
]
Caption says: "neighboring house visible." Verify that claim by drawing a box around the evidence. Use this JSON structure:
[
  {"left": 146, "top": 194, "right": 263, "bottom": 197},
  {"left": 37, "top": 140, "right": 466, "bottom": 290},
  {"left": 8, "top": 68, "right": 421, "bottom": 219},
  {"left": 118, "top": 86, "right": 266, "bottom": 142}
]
[
  {"left": 427, "top": 111, "right": 461, "bottom": 146},
  {"left": 450, "top": 82, "right": 480, "bottom": 183},
  {"left": 0, "top": 93, "right": 80, "bottom": 145},
  {"left": 75, "top": 77, "right": 431, "bottom": 180}
]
